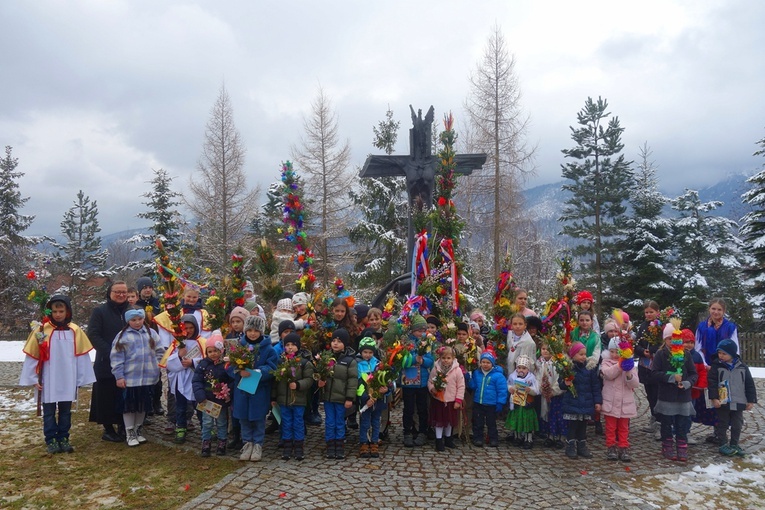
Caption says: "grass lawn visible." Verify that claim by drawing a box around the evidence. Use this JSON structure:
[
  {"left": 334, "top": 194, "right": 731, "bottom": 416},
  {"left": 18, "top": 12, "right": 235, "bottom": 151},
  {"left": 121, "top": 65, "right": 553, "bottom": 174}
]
[{"left": 0, "top": 387, "right": 238, "bottom": 509}]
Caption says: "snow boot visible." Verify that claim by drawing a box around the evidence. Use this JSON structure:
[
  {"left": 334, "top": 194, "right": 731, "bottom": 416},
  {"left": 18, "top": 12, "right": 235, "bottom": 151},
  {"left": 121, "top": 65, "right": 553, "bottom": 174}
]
[
  {"left": 281, "top": 439, "right": 292, "bottom": 460},
  {"left": 216, "top": 440, "right": 227, "bottom": 456},
  {"left": 173, "top": 427, "right": 186, "bottom": 444},
  {"left": 577, "top": 440, "right": 592, "bottom": 458},
  {"left": 293, "top": 440, "right": 305, "bottom": 461},
  {"left": 662, "top": 438, "right": 676, "bottom": 460},
  {"left": 565, "top": 439, "right": 578, "bottom": 459},
  {"left": 619, "top": 447, "right": 632, "bottom": 462},
  {"left": 201, "top": 439, "right": 212, "bottom": 457},
  {"left": 335, "top": 439, "right": 346, "bottom": 459},
  {"left": 326, "top": 440, "right": 336, "bottom": 459},
  {"left": 607, "top": 446, "right": 618, "bottom": 461},
  {"left": 435, "top": 438, "right": 445, "bottom": 452},
  {"left": 403, "top": 434, "right": 414, "bottom": 447},
  {"left": 444, "top": 435, "right": 456, "bottom": 449},
  {"left": 676, "top": 439, "right": 688, "bottom": 462}
]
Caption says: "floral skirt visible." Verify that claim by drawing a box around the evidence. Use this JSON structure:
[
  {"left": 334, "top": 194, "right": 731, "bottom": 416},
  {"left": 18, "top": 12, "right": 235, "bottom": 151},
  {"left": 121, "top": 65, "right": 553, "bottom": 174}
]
[
  {"left": 540, "top": 395, "right": 568, "bottom": 437},
  {"left": 505, "top": 406, "right": 539, "bottom": 433},
  {"left": 429, "top": 397, "right": 460, "bottom": 428},
  {"left": 119, "top": 385, "right": 153, "bottom": 414}
]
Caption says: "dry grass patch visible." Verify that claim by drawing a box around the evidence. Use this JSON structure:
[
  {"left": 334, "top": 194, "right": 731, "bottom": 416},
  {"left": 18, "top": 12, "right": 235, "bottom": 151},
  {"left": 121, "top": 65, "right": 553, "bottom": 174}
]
[{"left": 0, "top": 387, "right": 238, "bottom": 509}]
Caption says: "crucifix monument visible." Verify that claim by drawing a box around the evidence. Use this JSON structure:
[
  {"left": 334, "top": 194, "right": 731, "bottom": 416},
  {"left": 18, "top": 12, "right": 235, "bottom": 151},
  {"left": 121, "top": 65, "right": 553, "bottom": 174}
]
[{"left": 360, "top": 105, "right": 487, "bottom": 272}]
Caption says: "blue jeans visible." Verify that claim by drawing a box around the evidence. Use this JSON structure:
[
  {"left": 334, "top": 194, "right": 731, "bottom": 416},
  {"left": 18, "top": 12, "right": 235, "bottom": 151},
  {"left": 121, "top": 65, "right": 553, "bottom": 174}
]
[
  {"left": 359, "top": 400, "right": 386, "bottom": 444},
  {"left": 43, "top": 401, "right": 72, "bottom": 444},
  {"left": 324, "top": 402, "right": 346, "bottom": 441},
  {"left": 240, "top": 419, "right": 266, "bottom": 444},
  {"left": 201, "top": 410, "right": 229, "bottom": 441},
  {"left": 280, "top": 405, "right": 305, "bottom": 441}
]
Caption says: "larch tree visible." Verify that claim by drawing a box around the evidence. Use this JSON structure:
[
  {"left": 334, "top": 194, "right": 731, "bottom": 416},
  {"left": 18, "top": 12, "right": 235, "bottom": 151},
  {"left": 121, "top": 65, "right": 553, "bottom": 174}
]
[
  {"left": 740, "top": 131, "right": 765, "bottom": 317},
  {"left": 559, "top": 96, "right": 633, "bottom": 310},
  {"left": 291, "top": 86, "right": 352, "bottom": 288},
  {"left": 348, "top": 106, "right": 408, "bottom": 294},
  {"left": 188, "top": 84, "right": 259, "bottom": 278},
  {"left": 464, "top": 24, "right": 536, "bottom": 280},
  {"left": 614, "top": 143, "right": 673, "bottom": 310}
]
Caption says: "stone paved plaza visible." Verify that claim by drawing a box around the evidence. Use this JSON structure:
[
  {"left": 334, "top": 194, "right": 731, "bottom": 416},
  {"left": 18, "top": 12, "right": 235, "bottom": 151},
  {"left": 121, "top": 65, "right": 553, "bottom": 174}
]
[{"left": 3, "top": 361, "right": 764, "bottom": 509}]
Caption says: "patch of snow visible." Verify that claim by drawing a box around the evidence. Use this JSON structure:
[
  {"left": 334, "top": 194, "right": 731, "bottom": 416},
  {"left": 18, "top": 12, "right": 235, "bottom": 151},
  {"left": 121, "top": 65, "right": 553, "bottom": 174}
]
[{"left": 0, "top": 389, "right": 37, "bottom": 412}]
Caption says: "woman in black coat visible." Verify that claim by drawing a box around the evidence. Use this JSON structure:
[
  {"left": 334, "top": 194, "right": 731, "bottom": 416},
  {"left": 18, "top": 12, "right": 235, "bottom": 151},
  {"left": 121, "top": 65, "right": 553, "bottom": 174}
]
[{"left": 88, "top": 281, "right": 129, "bottom": 441}]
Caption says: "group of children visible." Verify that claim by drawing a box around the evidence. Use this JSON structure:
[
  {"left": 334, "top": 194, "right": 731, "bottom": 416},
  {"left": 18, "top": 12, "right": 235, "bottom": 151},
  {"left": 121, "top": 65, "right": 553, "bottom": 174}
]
[{"left": 19, "top": 287, "right": 758, "bottom": 466}]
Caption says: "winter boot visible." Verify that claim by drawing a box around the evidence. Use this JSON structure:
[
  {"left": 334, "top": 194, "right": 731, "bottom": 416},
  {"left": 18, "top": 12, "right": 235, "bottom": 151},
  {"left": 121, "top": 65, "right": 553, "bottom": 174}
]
[
  {"left": 326, "top": 440, "right": 336, "bottom": 459},
  {"left": 444, "top": 435, "right": 456, "bottom": 449},
  {"left": 201, "top": 439, "right": 212, "bottom": 457},
  {"left": 239, "top": 442, "right": 253, "bottom": 461},
  {"left": 619, "top": 447, "right": 632, "bottom": 462},
  {"left": 370, "top": 443, "right": 380, "bottom": 458},
  {"left": 414, "top": 433, "right": 426, "bottom": 446},
  {"left": 335, "top": 439, "right": 346, "bottom": 459},
  {"left": 293, "top": 440, "right": 305, "bottom": 461},
  {"left": 216, "top": 440, "right": 227, "bottom": 456},
  {"left": 58, "top": 438, "right": 74, "bottom": 454},
  {"left": 565, "top": 439, "right": 578, "bottom": 459},
  {"left": 403, "top": 434, "right": 414, "bottom": 447},
  {"left": 676, "top": 439, "right": 688, "bottom": 462},
  {"left": 173, "top": 428, "right": 186, "bottom": 444},
  {"left": 662, "top": 438, "right": 676, "bottom": 460},
  {"left": 577, "top": 440, "right": 592, "bottom": 458},
  {"left": 607, "top": 446, "right": 618, "bottom": 460},
  {"left": 282, "top": 439, "right": 292, "bottom": 460},
  {"left": 435, "top": 438, "right": 445, "bottom": 452},
  {"left": 359, "top": 443, "right": 370, "bottom": 458}
]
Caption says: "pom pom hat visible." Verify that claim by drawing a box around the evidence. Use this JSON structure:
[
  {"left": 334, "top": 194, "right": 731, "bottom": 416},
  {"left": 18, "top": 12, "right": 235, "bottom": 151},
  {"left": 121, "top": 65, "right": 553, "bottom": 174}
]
[{"left": 206, "top": 330, "right": 225, "bottom": 351}]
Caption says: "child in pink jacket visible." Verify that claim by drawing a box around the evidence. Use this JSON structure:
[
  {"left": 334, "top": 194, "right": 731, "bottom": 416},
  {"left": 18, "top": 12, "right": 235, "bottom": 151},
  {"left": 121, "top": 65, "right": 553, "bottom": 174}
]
[
  {"left": 600, "top": 337, "right": 639, "bottom": 462},
  {"left": 427, "top": 346, "right": 465, "bottom": 452}
]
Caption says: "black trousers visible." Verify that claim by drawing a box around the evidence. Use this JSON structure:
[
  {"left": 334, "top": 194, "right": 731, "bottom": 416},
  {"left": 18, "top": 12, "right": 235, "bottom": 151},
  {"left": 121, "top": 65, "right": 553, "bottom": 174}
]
[
  {"left": 402, "top": 387, "right": 429, "bottom": 435},
  {"left": 472, "top": 403, "right": 498, "bottom": 443}
]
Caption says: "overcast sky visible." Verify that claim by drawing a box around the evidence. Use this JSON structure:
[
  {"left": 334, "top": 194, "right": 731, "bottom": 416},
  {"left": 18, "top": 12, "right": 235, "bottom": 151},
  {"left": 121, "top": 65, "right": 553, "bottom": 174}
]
[{"left": 2, "top": 0, "right": 764, "bottom": 236}]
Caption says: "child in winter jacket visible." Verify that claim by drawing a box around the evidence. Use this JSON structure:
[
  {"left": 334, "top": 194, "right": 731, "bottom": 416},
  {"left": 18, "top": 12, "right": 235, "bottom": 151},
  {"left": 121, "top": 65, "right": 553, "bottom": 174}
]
[
  {"left": 468, "top": 351, "right": 508, "bottom": 447},
  {"left": 400, "top": 314, "right": 434, "bottom": 448},
  {"left": 192, "top": 331, "right": 234, "bottom": 457},
  {"left": 427, "top": 346, "right": 465, "bottom": 452},
  {"left": 20, "top": 295, "right": 96, "bottom": 454},
  {"left": 269, "top": 298, "right": 295, "bottom": 344},
  {"left": 560, "top": 342, "right": 602, "bottom": 459},
  {"left": 651, "top": 324, "right": 698, "bottom": 462},
  {"left": 600, "top": 338, "right": 639, "bottom": 462},
  {"left": 709, "top": 339, "right": 757, "bottom": 457},
  {"left": 537, "top": 342, "right": 566, "bottom": 448},
  {"left": 356, "top": 337, "right": 390, "bottom": 458},
  {"left": 161, "top": 313, "right": 204, "bottom": 444},
  {"left": 318, "top": 328, "right": 358, "bottom": 460},
  {"left": 230, "top": 315, "right": 278, "bottom": 462},
  {"left": 506, "top": 355, "right": 539, "bottom": 449},
  {"left": 271, "top": 332, "right": 314, "bottom": 461}
]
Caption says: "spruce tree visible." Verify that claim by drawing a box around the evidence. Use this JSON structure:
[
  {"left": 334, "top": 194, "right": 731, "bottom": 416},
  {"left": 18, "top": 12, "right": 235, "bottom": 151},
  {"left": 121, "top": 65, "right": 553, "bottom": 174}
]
[
  {"left": 0, "top": 146, "right": 34, "bottom": 244},
  {"left": 559, "top": 97, "right": 633, "bottom": 310},
  {"left": 53, "top": 190, "right": 109, "bottom": 322},
  {"left": 137, "top": 168, "right": 184, "bottom": 256},
  {"left": 614, "top": 143, "right": 673, "bottom": 309},
  {"left": 740, "top": 132, "right": 765, "bottom": 316},
  {"left": 671, "top": 190, "right": 750, "bottom": 328},
  {"left": 348, "top": 107, "right": 408, "bottom": 293}
]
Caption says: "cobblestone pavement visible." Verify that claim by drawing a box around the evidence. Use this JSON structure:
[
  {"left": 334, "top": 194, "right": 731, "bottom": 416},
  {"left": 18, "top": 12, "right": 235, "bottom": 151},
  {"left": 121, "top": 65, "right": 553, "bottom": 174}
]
[{"left": 4, "top": 362, "right": 764, "bottom": 509}]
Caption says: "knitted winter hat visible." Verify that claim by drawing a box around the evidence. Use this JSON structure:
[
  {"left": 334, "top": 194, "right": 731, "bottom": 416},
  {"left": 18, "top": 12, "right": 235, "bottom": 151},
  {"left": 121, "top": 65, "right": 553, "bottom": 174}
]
[
  {"left": 276, "top": 298, "right": 294, "bottom": 312},
  {"left": 354, "top": 304, "right": 370, "bottom": 320},
  {"left": 576, "top": 290, "right": 594, "bottom": 305},
  {"left": 480, "top": 351, "right": 496, "bottom": 366},
  {"left": 244, "top": 315, "right": 265, "bottom": 333},
  {"left": 663, "top": 323, "right": 675, "bottom": 339},
  {"left": 332, "top": 328, "right": 350, "bottom": 348},
  {"left": 603, "top": 321, "right": 619, "bottom": 334},
  {"left": 515, "top": 355, "right": 532, "bottom": 369},
  {"left": 243, "top": 280, "right": 254, "bottom": 293},
  {"left": 292, "top": 292, "right": 310, "bottom": 306},
  {"left": 456, "top": 322, "right": 469, "bottom": 333},
  {"left": 409, "top": 314, "right": 428, "bottom": 332},
  {"left": 229, "top": 306, "right": 249, "bottom": 325},
  {"left": 425, "top": 315, "right": 442, "bottom": 328},
  {"left": 717, "top": 338, "right": 738, "bottom": 358},
  {"left": 359, "top": 327, "right": 383, "bottom": 340},
  {"left": 278, "top": 320, "right": 296, "bottom": 336},
  {"left": 680, "top": 329, "right": 695, "bottom": 342},
  {"left": 135, "top": 276, "right": 154, "bottom": 291},
  {"left": 282, "top": 332, "right": 301, "bottom": 350},
  {"left": 568, "top": 342, "right": 586, "bottom": 358},
  {"left": 608, "top": 338, "right": 620, "bottom": 351},
  {"left": 358, "top": 337, "right": 377, "bottom": 354},
  {"left": 206, "top": 331, "right": 225, "bottom": 352},
  {"left": 124, "top": 308, "right": 145, "bottom": 321},
  {"left": 469, "top": 311, "right": 485, "bottom": 322}
]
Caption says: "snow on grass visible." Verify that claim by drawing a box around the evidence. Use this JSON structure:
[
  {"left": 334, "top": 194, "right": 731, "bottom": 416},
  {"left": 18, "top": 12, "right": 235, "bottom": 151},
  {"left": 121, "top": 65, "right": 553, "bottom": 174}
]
[{"left": 0, "top": 387, "right": 37, "bottom": 412}]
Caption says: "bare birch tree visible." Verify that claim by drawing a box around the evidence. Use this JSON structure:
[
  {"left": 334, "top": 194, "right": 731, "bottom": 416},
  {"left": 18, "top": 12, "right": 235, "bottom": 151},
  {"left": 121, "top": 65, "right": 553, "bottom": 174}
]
[
  {"left": 188, "top": 84, "right": 259, "bottom": 277},
  {"left": 291, "top": 86, "right": 352, "bottom": 287},
  {"left": 464, "top": 24, "right": 536, "bottom": 280}
]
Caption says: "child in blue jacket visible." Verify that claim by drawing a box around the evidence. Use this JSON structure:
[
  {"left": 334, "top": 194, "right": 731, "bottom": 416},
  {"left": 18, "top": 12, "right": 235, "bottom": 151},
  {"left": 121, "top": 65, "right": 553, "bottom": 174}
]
[
  {"left": 560, "top": 342, "right": 602, "bottom": 459},
  {"left": 400, "top": 314, "right": 434, "bottom": 447},
  {"left": 468, "top": 351, "right": 508, "bottom": 447}
]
